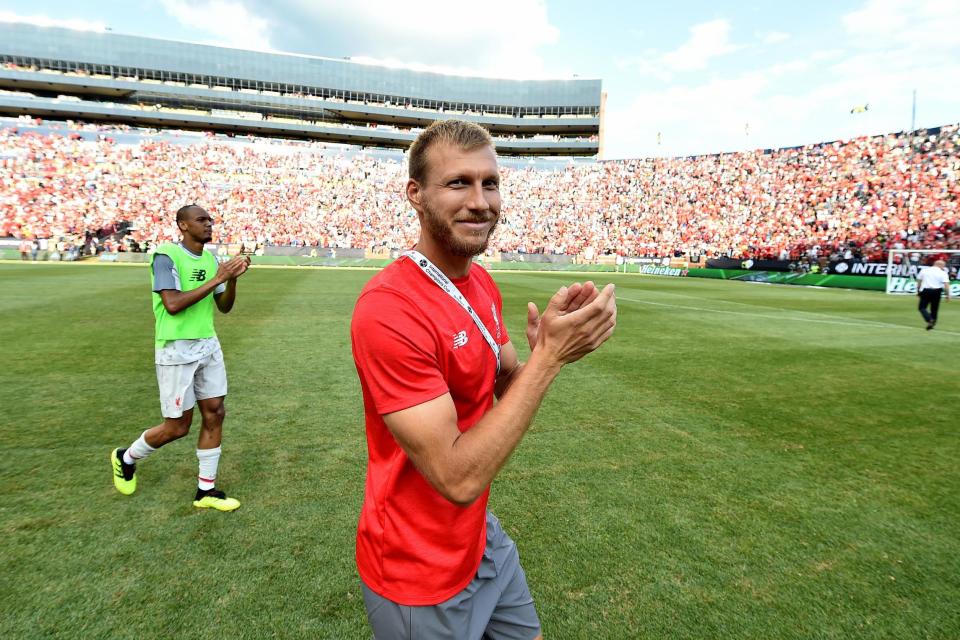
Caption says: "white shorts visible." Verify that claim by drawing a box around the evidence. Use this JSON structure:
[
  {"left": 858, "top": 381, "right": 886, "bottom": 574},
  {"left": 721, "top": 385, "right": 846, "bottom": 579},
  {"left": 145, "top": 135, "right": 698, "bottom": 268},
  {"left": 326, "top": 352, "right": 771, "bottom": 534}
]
[{"left": 156, "top": 347, "right": 228, "bottom": 418}]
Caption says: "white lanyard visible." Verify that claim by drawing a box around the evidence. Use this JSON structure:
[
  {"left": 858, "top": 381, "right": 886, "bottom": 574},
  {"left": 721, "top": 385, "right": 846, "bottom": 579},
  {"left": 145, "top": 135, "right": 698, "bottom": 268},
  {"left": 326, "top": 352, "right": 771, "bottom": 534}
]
[{"left": 403, "top": 250, "right": 500, "bottom": 374}]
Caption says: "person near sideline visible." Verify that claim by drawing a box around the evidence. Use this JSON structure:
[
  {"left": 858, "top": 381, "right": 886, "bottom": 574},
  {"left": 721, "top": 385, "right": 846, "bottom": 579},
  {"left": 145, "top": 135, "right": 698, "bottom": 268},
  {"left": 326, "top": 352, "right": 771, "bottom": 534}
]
[{"left": 916, "top": 259, "right": 951, "bottom": 330}]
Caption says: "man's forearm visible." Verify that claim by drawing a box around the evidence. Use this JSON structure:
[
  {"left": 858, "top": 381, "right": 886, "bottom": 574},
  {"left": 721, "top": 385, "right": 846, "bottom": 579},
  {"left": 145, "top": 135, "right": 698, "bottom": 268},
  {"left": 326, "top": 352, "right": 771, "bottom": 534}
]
[
  {"left": 445, "top": 350, "right": 562, "bottom": 504},
  {"left": 162, "top": 278, "right": 223, "bottom": 314},
  {"left": 216, "top": 279, "right": 237, "bottom": 313},
  {"left": 494, "top": 361, "right": 524, "bottom": 399}
]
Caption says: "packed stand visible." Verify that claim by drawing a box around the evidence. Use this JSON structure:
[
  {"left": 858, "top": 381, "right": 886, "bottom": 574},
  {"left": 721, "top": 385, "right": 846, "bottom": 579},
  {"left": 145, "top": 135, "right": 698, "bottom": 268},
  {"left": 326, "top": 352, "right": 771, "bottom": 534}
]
[{"left": 1, "top": 120, "right": 957, "bottom": 260}]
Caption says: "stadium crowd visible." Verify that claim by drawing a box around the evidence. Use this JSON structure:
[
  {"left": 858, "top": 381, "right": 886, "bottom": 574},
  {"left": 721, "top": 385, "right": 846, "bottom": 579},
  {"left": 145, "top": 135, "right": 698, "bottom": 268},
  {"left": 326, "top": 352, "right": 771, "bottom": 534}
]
[{"left": 2, "top": 120, "right": 957, "bottom": 261}]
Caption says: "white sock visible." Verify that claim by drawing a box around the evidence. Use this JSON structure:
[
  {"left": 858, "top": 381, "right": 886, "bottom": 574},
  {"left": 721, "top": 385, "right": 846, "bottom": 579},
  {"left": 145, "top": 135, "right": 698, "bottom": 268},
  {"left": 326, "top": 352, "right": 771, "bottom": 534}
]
[
  {"left": 197, "top": 447, "right": 222, "bottom": 490},
  {"left": 124, "top": 431, "right": 156, "bottom": 465}
]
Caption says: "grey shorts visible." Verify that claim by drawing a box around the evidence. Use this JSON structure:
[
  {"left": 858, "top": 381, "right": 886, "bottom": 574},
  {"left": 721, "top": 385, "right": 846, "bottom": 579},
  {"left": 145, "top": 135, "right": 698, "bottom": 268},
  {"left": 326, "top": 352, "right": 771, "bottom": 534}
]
[
  {"left": 156, "top": 348, "right": 227, "bottom": 418},
  {"left": 362, "top": 512, "right": 541, "bottom": 640}
]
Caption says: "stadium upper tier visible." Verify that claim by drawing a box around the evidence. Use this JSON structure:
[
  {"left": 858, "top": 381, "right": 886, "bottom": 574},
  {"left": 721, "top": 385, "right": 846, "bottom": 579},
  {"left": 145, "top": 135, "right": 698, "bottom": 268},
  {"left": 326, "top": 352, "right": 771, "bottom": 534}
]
[{"left": 0, "top": 23, "right": 603, "bottom": 156}]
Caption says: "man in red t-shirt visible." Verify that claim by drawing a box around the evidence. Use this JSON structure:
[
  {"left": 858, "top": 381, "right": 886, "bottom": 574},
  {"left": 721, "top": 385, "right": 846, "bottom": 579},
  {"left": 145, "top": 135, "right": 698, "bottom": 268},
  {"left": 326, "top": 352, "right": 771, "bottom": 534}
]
[{"left": 351, "top": 119, "right": 617, "bottom": 639}]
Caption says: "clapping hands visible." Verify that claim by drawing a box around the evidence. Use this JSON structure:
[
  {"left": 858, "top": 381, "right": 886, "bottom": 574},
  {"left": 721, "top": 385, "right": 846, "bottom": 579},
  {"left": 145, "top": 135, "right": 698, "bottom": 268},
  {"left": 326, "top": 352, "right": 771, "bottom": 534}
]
[{"left": 526, "top": 281, "right": 617, "bottom": 365}]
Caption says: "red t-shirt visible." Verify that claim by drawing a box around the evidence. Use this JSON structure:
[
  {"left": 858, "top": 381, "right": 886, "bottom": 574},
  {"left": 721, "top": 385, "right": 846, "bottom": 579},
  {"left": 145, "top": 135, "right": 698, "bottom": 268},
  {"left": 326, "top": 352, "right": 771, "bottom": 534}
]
[{"left": 351, "top": 256, "right": 509, "bottom": 605}]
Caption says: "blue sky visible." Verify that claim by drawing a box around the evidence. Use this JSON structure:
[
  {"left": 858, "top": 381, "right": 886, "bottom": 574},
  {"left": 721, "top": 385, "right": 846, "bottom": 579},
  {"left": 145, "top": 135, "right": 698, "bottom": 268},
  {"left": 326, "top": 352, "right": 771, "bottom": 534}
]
[{"left": 1, "top": 0, "right": 958, "bottom": 158}]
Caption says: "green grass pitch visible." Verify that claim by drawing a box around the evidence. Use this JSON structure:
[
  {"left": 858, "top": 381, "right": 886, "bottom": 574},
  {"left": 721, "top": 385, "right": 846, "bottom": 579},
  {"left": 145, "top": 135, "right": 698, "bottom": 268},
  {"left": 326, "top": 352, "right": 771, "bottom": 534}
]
[{"left": 1, "top": 263, "right": 958, "bottom": 639}]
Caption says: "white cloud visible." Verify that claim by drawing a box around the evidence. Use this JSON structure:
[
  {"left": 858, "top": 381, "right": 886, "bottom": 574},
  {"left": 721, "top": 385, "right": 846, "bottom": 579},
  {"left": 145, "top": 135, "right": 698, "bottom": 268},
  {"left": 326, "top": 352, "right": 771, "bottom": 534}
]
[
  {"left": 661, "top": 19, "right": 743, "bottom": 72},
  {"left": 617, "top": 19, "right": 744, "bottom": 80},
  {"left": 758, "top": 31, "right": 790, "bottom": 45},
  {"left": 0, "top": 10, "right": 106, "bottom": 32},
  {"left": 604, "top": 59, "right": 808, "bottom": 158},
  {"left": 604, "top": 48, "right": 960, "bottom": 160},
  {"left": 160, "top": 0, "right": 274, "bottom": 52},
  {"left": 189, "top": 0, "right": 563, "bottom": 79},
  {"left": 810, "top": 49, "right": 846, "bottom": 62},
  {"left": 603, "top": 0, "right": 960, "bottom": 159},
  {"left": 843, "top": 0, "right": 960, "bottom": 48},
  {"left": 344, "top": 0, "right": 561, "bottom": 79}
]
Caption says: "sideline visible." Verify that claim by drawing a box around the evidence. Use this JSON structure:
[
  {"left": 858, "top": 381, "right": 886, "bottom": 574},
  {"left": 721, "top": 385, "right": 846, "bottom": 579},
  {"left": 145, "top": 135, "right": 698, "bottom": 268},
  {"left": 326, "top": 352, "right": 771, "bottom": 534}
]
[
  {"left": 0, "top": 259, "right": 625, "bottom": 276},
  {"left": 0, "top": 258, "right": 146, "bottom": 267},
  {"left": 617, "top": 295, "right": 960, "bottom": 336},
  {"left": 0, "top": 259, "right": 381, "bottom": 271}
]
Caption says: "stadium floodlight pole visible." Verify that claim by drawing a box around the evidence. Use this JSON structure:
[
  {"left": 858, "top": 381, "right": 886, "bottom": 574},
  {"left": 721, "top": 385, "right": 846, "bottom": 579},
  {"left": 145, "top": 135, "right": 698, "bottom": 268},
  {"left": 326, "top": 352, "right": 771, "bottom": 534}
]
[
  {"left": 907, "top": 91, "right": 919, "bottom": 223},
  {"left": 907, "top": 125, "right": 917, "bottom": 223},
  {"left": 911, "top": 89, "right": 917, "bottom": 132},
  {"left": 886, "top": 248, "right": 895, "bottom": 294}
]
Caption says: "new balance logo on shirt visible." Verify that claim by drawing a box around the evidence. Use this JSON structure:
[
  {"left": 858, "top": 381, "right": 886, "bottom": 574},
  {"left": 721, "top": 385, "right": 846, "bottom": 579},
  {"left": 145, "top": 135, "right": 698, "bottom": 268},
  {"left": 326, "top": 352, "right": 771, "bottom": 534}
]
[
  {"left": 190, "top": 269, "right": 207, "bottom": 282},
  {"left": 452, "top": 330, "right": 468, "bottom": 349}
]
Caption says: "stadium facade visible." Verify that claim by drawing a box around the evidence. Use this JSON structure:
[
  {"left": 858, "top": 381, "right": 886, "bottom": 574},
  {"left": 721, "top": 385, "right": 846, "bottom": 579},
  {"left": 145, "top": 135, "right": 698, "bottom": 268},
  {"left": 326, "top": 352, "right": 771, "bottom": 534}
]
[{"left": 0, "top": 22, "right": 603, "bottom": 157}]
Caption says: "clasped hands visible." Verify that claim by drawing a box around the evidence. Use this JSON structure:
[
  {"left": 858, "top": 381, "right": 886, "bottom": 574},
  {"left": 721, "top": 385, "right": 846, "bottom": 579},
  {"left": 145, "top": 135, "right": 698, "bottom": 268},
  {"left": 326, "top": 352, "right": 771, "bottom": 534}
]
[
  {"left": 215, "top": 255, "right": 252, "bottom": 283},
  {"left": 526, "top": 281, "right": 617, "bottom": 366}
]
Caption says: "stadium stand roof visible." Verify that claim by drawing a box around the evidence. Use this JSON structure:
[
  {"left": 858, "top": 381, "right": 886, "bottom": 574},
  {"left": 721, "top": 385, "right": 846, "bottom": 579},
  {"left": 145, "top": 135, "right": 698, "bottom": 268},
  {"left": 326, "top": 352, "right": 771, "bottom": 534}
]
[{"left": 0, "top": 22, "right": 604, "bottom": 156}]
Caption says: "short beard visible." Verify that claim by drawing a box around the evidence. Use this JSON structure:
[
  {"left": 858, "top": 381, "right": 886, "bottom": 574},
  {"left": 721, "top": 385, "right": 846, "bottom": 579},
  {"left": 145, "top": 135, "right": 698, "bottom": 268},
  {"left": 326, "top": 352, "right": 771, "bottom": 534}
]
[{"left": 421, "top": 201, "right": 498, "bottom": 258}]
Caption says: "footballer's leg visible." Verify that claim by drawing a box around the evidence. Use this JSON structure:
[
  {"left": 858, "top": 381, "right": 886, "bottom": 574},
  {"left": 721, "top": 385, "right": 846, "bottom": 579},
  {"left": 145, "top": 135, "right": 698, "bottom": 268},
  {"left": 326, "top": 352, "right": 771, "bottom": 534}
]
[
  {"left": 111, "top": 410, "right": 194, "bottom": 496},
  {"left": 191, "top": 349, "right": 238, "bottom": 511},
  {"left": 192, "top": 396, "right": 239, "bottom": 511},
  {"left": 111, "top": 358, "right": 199, "bottom": 495}
]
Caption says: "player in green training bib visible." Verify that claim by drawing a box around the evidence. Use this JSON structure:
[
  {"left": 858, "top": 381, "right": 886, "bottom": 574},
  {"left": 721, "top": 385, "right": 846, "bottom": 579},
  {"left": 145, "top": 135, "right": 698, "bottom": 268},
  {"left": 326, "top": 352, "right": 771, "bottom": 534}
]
[{"left": 110, "top": 204, "right": 251, "bottom": 511}]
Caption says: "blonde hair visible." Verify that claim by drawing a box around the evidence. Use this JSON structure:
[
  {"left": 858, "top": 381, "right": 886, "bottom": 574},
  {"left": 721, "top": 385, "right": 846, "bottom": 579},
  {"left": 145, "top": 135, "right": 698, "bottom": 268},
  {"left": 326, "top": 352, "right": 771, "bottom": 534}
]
[{"left": 408, "top": 119, "right": 494, "bottom": 183}]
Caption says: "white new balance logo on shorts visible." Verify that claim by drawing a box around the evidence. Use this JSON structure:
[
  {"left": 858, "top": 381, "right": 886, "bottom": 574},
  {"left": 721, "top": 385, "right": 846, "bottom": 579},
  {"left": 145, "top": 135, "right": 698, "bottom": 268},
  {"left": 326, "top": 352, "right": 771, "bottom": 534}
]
[{"left": 453, "top": 330, "right": 468, "bottom": 349}]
